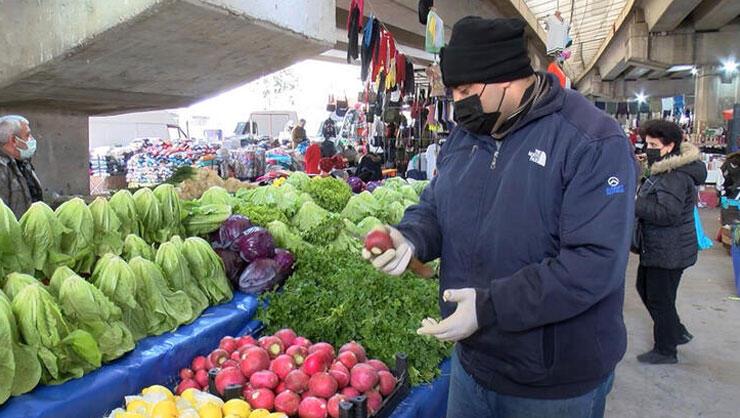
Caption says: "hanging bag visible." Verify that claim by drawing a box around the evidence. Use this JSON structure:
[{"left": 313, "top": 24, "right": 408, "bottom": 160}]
[{"left": 326, "top": 94, "right": 336, "bottom": 112}]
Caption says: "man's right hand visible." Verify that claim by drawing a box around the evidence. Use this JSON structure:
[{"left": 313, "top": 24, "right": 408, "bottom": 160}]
[{"left": 362, "top": 226, "right": 414, "bottom": 276}]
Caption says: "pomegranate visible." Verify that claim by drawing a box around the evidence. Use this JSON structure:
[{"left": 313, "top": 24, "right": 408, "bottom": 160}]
[
  {"left": 309, "top": 342, "right": 336, "bottom": 361},
  {"left": 284, "top": 369, "right": 310, "bottom": 393},
  {"left": 215, "top": 367, "right": 246, "bottom": 395},
  {"left": 274, "top": 329, "right": 298, "bottom": 348},
  {"left": 274, "top": 390, "right": 301, "bottom": 416},
  {"left": 175, "top": 379, "right": 200, "bottom": 395},
  {"left": 208, "top": 348, "right": 229, "bottom": 368},
  {"left": 219, "top": 336, "right": 239, "bottom": 353},
  {"left": 293, "top": 337, "right": 312, "bottom": 348},
  {"left": 287, "top": 345, "right": 309, "bottom": 366},
  {"left": 194, "top": 369, "right": 209, "bottom": 388},
  {"left": 308, "top": 372, "right": 339, "bottom": 398},
  {"left": 298, "top": 396, "right": 328, "bottom": 418},
  {"left": 339, "top": 341, "right": 367, "bottom": 363},
  {"left": 259, "top": 336, "right": 285, "bottom": 358},
  {"left": 302, "top": 352, "right": 330, "bottom": 376},
  {"left": 248, "top": 388, "right": 275, "bottom": 410},
  {"left": 329, "top": 369, "right": 349, "bottom": 390},
  {"left": 327, "top": 394, "right": 348, "bottom": 418},
  {"left": 239, "top": 347, "right": 271, "bottom": 378},
  {"left": 250, "top": 370, "right": 279, "bottom": 390},
  {"left": 179, "top": 368, "right": 194, "bottom": 381},
  {"left": 336, "top": 351, "right": 358, "bottom": 369},
  {"left": 270, "top": 354, "right": 296, "bottom": 380},
  {"left": 350, "top": 364, "right": 379, "bottom": 392},
  {"left": 378, "top": 370, "right": 397, "bottom": 397},
  {"left": 366, "top": 359, "right": 390, "bottom": 372},
  {"left": 365, "top": 390, "right": 382, "bottom": 415},
  {"left": 191, "top": 356, "right": 207, "bottom": 371}
]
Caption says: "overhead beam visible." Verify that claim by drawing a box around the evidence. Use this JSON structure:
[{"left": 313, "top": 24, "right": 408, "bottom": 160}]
[
  {"left": 574, "top": 0, "right": 639, "bottom": 84},
  {"left": 643, "top": 0, "right": 703, "bottom": 32},
  {"left": 693, "top": 0, "right": 740, "bottom": 31}
]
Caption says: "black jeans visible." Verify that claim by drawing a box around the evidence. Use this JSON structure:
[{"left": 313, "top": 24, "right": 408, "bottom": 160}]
[{"left": 636, "top": 265, "right": 686, "bottom": 356}]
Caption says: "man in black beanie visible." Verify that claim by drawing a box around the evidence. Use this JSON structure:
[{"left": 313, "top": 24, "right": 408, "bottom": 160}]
[{"left": 363, "top": 16, "right": 636, "bottom": 418}]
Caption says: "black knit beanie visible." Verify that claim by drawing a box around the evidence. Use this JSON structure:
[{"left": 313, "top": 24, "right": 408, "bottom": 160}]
[{"left": 440, "top": 17, "right": 534, "bottom": 87}]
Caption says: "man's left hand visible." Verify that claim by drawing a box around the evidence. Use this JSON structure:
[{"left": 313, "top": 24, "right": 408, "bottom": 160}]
[{"left": 417, "top": 288, "right": 479, "bottom": 342}]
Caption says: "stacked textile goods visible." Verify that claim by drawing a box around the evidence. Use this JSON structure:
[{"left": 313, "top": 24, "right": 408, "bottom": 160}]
[
  {"left": 230, "top": 147, "right": 266, "bottom": 181},
  {"left": 126, "top": 140, "right": 220, "bottom": 187}
]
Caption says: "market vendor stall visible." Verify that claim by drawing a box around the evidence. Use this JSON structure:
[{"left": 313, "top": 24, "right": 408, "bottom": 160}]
[{"left": 0, "top": 293, "right": 259, "bottom": 418}]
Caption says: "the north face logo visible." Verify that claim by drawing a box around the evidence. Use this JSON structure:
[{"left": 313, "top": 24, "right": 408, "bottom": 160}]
[{"left": 528, "top": 149, "right": 547, "bottom": 167}]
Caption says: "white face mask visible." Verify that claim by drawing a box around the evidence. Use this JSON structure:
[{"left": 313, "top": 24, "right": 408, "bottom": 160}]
[{"left": 15, "top": 135, "right": 37, "bottom": 160}]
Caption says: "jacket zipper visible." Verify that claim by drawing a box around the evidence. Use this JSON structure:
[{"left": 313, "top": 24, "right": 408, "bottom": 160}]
[{"left": 490, "top": 140, "right": 502, "bottom": 170}]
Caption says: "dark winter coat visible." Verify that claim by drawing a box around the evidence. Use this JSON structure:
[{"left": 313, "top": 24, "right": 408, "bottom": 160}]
[
  {"left": 636, "top": 142, "right": 707, "bottom": 270},
  {"left": 0, "top": 153, "right": 42, "bottom": 218},
  {"left": 396, "top": 73, "right": 636, "bottom": 399}
]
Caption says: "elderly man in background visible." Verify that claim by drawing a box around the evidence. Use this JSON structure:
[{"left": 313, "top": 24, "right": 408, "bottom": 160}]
[{"left": 0, "top": 115, "right": 43, "bottom": 217}]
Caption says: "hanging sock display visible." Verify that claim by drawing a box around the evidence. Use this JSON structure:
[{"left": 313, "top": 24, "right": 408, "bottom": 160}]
[{"left": 425, "top": 9, "right": 445, "bottom": 54}]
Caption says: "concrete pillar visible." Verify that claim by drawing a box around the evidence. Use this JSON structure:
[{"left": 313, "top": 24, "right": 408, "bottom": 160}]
[
  {"left": 0, "top": 107, "right": 89, "bottom": 197},
  {"left": 694, "top": 66, "right": 740, "bottom": 133}
]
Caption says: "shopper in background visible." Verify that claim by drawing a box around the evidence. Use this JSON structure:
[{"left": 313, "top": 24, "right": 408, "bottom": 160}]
[
  {"left": 0, "top": 115, "right": 43, "bottom": 217},
  {"left": 291, "top": 119, "right": 308, "bottom": 149},
  {"left": 322, "top": 117, "right": 337, "bottom": 140},
  {"left": 363, "top": 17, "right": 636, "bottom": 418},
  {"left": 634, "top": 119, "right": 706, "bottom": 364},
  {"left": 425, "top": 141, "right": 440, "bottom": 179},
  {"left": 356, "top": 147, "right": 383, "bottom": 182},
  {"left": 303, "top": 137, "right": 321, "bottom": 175}
]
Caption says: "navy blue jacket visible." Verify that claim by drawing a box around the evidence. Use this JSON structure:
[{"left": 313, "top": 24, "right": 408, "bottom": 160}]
[{"left": 397, "top": 74, "right": 635, "bottom": 399}]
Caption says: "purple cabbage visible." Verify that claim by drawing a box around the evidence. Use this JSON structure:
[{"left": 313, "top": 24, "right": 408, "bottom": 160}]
[
  {"left": 238, "top": 258, "right": 280, "bottom": 294},
  {"left": 235, "top": 226, "right": 275, "bottom": 262},
  {"left": 274, "top": 248, "right": 295, "bottom": 276},
  {"left": 366, "top": 181, "right": 382, "bottom": 193},
  {"left": 219, "top": 215, "right": 253, "bottom": 250},
  {"left": 214, "top": 247, "right": 246, "bottom": 286},
  {"left": 347, "top": 176, "right": 365, "bottom": 194},
  {"left": 209, "top": 230, "right": 225, "bottom": 249}
]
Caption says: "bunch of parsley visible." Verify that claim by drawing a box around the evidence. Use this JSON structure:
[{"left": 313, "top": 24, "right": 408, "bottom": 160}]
[{"left": 258, "top": 247, "right": 451, "bottom": 385}]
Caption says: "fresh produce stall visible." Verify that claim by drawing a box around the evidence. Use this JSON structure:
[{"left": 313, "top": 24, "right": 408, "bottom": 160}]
[
  {"left": 0, "top": 293, "right": 260, "bottom": 418},
  {"left": 0, "top": 171, "right": 451, "bottom": 418}
]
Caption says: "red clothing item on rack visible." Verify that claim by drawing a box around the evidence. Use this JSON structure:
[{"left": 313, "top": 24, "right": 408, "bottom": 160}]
[
  {"left": 346, "top": 0, "right": 365, "bottom": 31},
  {"left": 396, "top": 53, "right": 407, "bottom": 95},
  {"left": 304, "top": 143, "right": 321, "bottom": 175},
  {"left": 372, "top": 29, "right": 396, "bottom": 80}
]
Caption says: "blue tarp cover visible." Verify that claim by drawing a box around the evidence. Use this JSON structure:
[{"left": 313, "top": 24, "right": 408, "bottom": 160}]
[
  {"left": 0, "top": 292, "right": 259, "bottom": 418},
  {"left": 390, "top": 359, "right": 451, "bottom": 418}
]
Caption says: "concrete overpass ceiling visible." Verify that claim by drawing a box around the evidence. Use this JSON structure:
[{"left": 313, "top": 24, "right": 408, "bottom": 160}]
[{"left": 525, "top": 0, "right": 631, "bottom": 75}]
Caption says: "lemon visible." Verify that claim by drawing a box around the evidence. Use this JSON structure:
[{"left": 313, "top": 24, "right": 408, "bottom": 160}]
[
  {"left": 178, "top": 409, "right": 200, "bottom": 418},
  {"left": 180, "top": 388, "right": 200, "bottom": 406},
  {"left": 249, "top": 410, "right": 271, "bottom": 418},
  {"left": 115, "top": 412, "right": 146, "bottom": 418},
  {"left": 199, "top": 402, "right": 224, "bottom": 418},
  {"left": 151, "top": 399, "right": 178, "bottom": 418},
  {"left": 224, "top": 415, "right": 243, "bottom": 418},
  {"left": 142, "top": 385, "right": 175, "bottom": 402},
  {"left": 126, "top": 399, "right": 150, "bottom": 414},
  {"left": 223, "top": 399, "right": 251, "bottom": 418}
]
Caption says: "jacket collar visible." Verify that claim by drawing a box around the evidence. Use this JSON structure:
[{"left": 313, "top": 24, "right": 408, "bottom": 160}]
[{"left": 650, "top": 142, "right": 701, "bottom": 175}]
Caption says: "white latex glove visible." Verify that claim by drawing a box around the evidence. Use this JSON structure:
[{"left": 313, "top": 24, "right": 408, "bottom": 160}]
[
  {"left": 417, "top": 288, "right": 479, "bottom": 342},
  {"left": 361, "top": 226, "right": 413, "bottom": 276}
]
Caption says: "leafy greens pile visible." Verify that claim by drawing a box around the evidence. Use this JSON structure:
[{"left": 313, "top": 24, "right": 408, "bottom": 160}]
[{"left": 258, "top": 246, "right": 450, "bottom": 385}]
